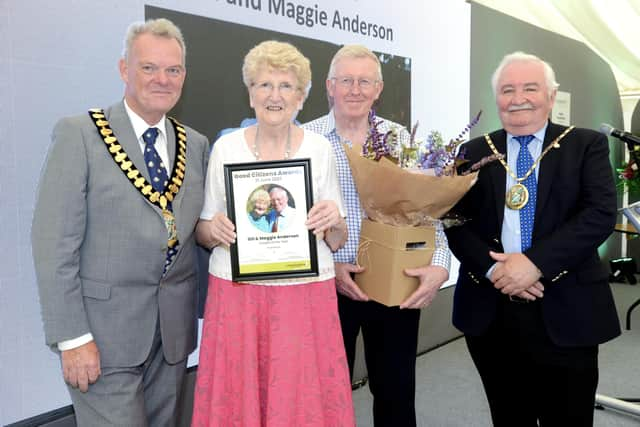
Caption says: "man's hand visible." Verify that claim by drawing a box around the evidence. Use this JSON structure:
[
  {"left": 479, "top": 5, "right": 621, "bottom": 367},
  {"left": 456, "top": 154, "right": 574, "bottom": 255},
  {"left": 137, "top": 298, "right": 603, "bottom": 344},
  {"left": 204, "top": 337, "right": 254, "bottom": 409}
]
[
  {"left": 335, "top": 262, "right": 369, "bottom": 301},
  {"left": 400, "top": 265, "right": 449, "bottom": 309},
  {"left": 61, "top": 341, "right": 101, "bottom": 393},
  {"left": 489, "top": 251, "right": 542, "bottom": 296},
  {"left": 513, "top": 281, "right": 545, "bottom": 301}
]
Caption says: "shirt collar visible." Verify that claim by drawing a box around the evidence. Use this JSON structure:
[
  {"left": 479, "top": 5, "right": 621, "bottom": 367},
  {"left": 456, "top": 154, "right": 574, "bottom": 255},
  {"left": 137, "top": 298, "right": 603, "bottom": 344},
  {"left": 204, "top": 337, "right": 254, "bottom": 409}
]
[
  {"left": 123, "top": 99, "right": 167, "bottom": 142},
  {"left": 325, "top": 108, "right": 379, "bottom": 141},
  {"left": 323, "top": 109, "right": 338, "bottom": 135},
  {"left": 507, "top": 122, "right": 548, "bottom": 145},
  {"left": 274, "top": 206, "right": 293, "bottom": 218}
]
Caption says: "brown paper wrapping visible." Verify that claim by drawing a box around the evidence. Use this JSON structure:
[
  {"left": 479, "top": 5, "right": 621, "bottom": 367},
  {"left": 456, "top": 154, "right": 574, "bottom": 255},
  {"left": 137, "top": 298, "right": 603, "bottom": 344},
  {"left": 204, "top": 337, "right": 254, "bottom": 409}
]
[{"left": 343, "top": 145, "right": 478, "bottom": 225}]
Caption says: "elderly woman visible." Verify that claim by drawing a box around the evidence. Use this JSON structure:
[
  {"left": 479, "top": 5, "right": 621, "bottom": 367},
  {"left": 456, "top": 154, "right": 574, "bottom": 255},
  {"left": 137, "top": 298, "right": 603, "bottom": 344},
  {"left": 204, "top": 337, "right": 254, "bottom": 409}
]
[
  {"left": 247, "top": 188, "right": 271, "bottom": 232},
  {"left": 191, "top": 41, "right": 355, "bottom": 426}
]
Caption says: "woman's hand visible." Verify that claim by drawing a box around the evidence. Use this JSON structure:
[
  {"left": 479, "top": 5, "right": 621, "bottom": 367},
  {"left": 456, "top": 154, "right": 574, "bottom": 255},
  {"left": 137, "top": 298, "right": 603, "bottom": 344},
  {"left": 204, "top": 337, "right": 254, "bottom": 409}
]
[
  {"left": 196, "top": 213, "right": 236, "bottom": 248},
  {"left": 306, "top": 200, "right": 342, "bottom": 235},
  {"left": 307, "top": 200, "right": 347, "bottom": 251}
]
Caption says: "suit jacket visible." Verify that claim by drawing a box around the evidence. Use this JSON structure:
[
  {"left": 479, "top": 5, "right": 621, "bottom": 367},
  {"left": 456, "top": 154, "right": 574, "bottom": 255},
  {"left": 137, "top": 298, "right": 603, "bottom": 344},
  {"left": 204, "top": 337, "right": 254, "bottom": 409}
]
[
  {"left": 445, "top": 121, "right": 620, "bottom": 347},
  {"left": 32, "top": 101, "right": 209, "bottom": 366}
]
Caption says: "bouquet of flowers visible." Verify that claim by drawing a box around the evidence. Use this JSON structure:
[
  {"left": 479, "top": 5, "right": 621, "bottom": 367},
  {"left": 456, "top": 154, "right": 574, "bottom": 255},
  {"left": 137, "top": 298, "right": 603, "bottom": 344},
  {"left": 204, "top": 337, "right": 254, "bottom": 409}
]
[
  {"left": 343, "top": 111, "right": 501, "bottom": 306},
  {"left": 616, "top": 157, "right": 640, "bottom": 234},
  {"left": 346, "top": 110, "right": 498, "bottom": 226},
  {"left": 617, "top": 159, "right": 640, "bottom": 194}
]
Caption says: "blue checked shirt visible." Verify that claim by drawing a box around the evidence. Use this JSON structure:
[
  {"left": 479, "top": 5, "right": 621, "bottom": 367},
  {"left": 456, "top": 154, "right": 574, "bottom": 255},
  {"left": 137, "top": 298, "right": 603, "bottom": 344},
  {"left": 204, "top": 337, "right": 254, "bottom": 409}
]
[{"left": 303, "top": 110, "right": 450, "bottom": 271}]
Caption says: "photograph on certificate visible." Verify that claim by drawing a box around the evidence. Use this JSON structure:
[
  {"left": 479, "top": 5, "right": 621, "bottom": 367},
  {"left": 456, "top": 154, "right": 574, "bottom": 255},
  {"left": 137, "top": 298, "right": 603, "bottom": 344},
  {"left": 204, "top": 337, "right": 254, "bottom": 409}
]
[{"left": 224, "top": 159, "right": 319, "bottom": 281}]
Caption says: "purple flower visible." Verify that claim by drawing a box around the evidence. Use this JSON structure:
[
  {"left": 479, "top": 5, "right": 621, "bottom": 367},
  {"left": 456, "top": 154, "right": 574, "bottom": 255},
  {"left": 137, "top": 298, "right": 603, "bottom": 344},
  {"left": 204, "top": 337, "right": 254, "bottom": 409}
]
[
  {"left": 419, "top": 111, "right": 482, "bottom": 176},
  {"left": 362, "top": 110, "right": 393, "bottom": 160}
]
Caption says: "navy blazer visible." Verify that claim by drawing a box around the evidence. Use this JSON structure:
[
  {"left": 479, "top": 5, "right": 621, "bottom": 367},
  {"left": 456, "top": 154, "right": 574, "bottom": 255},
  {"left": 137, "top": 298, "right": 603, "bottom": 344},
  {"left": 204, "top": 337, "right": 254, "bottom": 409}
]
[{"left": 445, "top": 121, "right": 620, "bottom": 347}]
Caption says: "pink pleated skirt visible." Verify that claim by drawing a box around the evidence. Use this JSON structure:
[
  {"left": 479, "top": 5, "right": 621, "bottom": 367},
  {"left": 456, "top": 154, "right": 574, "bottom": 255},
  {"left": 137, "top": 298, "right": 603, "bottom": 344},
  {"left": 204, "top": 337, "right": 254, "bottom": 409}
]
[{"left": 191, "top": 275, "right": 355, "bottom": 427}]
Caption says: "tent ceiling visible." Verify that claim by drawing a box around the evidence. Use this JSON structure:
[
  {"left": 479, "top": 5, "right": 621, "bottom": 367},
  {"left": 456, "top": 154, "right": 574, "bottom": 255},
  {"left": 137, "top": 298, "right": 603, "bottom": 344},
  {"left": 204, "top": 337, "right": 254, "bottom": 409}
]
[{"left": 472, "top": 0, "right": 640, "bottom": 97}]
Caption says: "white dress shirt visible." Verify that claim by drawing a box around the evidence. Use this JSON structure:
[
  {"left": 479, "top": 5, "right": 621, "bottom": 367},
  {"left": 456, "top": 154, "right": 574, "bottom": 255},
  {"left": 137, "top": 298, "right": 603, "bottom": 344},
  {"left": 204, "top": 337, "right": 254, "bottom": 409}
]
[{"left": 485, "top": 123, "right": 547, "bottom": 279}]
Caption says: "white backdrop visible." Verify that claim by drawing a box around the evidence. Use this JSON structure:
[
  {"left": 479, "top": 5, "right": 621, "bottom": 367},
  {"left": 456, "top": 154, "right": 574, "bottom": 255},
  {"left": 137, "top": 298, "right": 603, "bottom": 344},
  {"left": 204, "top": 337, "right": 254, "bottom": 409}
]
[{"left": 0, "top": 1, "right": 469, "bottom": 423}]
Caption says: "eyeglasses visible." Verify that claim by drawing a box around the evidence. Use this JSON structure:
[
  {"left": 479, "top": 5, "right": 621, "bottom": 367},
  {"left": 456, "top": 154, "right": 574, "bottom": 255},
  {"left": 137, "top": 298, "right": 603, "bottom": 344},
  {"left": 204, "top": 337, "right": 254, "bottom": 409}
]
[
  {"left": 331, "top": 77, "right": 379, "bottom": 90},
  {"left": 253, "top": 81, "right": 297, "bottom": 95},
  {"left": 139, "top": 64, "right": 184, "bottom": 78}
]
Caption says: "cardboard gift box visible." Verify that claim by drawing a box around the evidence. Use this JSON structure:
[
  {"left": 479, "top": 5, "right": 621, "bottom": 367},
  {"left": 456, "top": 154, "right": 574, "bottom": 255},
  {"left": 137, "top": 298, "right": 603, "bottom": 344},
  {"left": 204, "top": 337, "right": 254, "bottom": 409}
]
[{"left": 355, "top": 219, "right": 436, "bottom": 307}]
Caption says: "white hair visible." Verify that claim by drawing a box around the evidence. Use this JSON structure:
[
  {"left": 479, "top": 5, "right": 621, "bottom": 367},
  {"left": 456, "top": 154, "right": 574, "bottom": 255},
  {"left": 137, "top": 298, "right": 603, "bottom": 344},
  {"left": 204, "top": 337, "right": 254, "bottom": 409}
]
[
  {"left": 269, "top": 186, "right": 288, "bottom": 198},
  {"left": 491, "top": 51, "right": 559, "bottom": 97}
]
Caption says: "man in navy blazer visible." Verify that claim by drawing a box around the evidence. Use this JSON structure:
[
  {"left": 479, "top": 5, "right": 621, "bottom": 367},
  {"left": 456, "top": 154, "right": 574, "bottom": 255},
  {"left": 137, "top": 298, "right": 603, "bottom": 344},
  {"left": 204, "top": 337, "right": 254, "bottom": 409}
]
[
  {"left": 32, "top": 19, "right": 209, "bottom": 426},
  {"left": 445, "top": 51, "right": 620, "bottom": 426}
]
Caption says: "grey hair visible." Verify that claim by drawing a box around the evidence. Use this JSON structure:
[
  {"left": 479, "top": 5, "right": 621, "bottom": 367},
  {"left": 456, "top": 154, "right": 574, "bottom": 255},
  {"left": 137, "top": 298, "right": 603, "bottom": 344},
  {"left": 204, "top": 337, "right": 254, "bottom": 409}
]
[
  {"left": 327, "top": 44, "right": 383, "bottom": 81},
  {"left": 122, "top": 18, "right": 186, "bottom": 65},
  {"left": 491, "top": 51, "right": 559, "bottom": 97},
  {"left": 269, "top": 186, "right": 288, "bottom": 198}
]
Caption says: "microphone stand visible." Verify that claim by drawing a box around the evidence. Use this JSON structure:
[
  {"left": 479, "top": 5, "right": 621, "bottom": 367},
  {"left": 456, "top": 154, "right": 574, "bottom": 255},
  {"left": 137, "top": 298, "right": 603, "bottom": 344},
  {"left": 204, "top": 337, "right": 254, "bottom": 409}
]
[
  {"left": 595, "top": 394, "right": 640, "bottom": 416},
  {"left": 596, "top": 140, "right": 640, "bottom": 418}
]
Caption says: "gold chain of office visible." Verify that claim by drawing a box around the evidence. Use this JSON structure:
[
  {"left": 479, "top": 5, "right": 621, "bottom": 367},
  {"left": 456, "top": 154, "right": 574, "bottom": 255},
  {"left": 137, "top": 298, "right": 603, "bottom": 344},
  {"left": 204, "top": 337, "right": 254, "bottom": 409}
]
[
  {"left": 87, "top": 108, "right": 188, "bottom": 247},
  {"left": 484, "top": 126, "right": 574, "bottom": 210}
]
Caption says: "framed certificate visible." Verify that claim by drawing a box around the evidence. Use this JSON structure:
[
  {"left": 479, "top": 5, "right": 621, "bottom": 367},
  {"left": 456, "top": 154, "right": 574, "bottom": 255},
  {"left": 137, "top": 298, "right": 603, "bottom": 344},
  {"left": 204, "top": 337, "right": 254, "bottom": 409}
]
[{"left": 224, "top": 158, "right": 319, "bottom": 281}]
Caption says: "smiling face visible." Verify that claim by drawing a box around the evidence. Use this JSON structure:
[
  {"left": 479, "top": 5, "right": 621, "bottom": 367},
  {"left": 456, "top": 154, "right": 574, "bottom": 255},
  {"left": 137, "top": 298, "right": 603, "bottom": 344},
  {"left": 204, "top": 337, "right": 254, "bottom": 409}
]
[
  {"left": 249, "top": 68, "right": 303, "bottom": 128},
  {"left": 496, "top": 60, "right": 556, "bottom": 135},
  {"left": 270, "top": 188, "right": 289, "bottom": 213},
  {"left": 253, "top": 198, "right": 269, "bottom": 216},
  {"left": 119, "top": 33, "right": 185, "bottom": 125},
  {"left": 327, "top": 56, "right": 383, "bottom": 122}
]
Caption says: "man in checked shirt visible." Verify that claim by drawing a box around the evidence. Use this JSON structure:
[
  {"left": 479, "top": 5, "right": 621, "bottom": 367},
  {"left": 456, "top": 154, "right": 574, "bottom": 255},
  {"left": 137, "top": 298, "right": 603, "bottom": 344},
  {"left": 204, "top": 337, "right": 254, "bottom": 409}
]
[{"left": 303, "top": 44, "right": 450, "bottom": 427}]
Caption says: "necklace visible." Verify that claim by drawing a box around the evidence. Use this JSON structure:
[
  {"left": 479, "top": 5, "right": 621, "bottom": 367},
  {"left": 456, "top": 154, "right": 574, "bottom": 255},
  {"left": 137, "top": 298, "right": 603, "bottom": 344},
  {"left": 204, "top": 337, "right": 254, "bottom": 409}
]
[
  {"left": 253, "top": 124, "right": 291, "bottom": 160},
  {"left": 484, "top": 126, "right": 574, "bottom": 210},
  {"left": 88, "top": 109, "right": 187, "bottom": 249}
]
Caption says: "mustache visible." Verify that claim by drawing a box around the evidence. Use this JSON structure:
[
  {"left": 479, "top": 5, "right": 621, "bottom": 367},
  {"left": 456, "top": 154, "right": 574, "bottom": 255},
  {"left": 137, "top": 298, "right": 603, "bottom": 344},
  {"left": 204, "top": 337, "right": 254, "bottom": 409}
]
[{"left": 508, "top": 103, "right": 534, "bottom": 112}]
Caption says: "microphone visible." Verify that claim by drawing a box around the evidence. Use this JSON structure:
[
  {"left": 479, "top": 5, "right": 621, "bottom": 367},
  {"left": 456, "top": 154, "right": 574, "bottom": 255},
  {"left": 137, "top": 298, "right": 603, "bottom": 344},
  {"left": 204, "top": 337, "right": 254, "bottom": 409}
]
[{"left": 599, "top": 123, "right": 640, "bottom": 146}]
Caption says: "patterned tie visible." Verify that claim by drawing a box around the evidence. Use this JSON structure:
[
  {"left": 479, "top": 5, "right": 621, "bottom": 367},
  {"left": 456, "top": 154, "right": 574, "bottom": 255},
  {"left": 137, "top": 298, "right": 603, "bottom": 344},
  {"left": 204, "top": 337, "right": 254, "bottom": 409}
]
[
  {"left": 143, "top": 127, "right": 176, "bottom": 273},
  {"left": 271, "top": 215, "right": 279, "bottom": 232},
  {"left": 515, "top": 135, "right": 536, "bottom": 251},
  {"left": 143, "top": 128, "right": 169, "bottom": 193}
]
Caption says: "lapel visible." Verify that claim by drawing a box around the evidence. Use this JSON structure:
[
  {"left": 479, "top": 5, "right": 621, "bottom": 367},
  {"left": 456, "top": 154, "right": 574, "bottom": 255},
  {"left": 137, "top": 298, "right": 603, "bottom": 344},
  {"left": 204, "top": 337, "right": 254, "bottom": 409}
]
[
  {"left": 165, "top": 117, "right": 176, "bottom": 171},
  {"left": 106, "top": 102, "right": 152, "bottom": 184},
  {"left": 103, "top": 103, "right": 191, "bottom": 272},
  {"left": 164, "top": 117, "right": 184, "bottom": 214},
  {"left": 534, "top": 121, "right": 564, "bottom": 225},
  {"left": 488, "top": 129, "right": 508, "bottom": 227},
  {"left": 105, "top": 102, "right": 171, "bottom": 222}
]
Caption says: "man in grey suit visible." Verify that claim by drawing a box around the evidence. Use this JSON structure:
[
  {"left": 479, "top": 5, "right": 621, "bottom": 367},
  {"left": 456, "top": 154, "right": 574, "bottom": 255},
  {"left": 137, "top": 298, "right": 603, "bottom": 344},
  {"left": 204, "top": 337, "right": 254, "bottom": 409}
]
[{"left": 31, "top": 18, "right": 209, "bottom": 426}]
